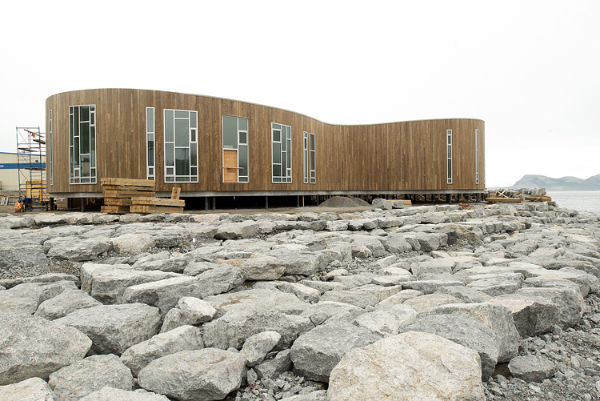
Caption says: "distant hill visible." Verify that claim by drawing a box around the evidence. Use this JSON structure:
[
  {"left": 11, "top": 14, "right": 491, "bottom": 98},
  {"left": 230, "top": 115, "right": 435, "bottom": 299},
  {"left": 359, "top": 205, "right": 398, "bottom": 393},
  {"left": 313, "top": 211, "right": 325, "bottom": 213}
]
[{"left": 512, "top": 174, "right": 600, "bottom": 191}]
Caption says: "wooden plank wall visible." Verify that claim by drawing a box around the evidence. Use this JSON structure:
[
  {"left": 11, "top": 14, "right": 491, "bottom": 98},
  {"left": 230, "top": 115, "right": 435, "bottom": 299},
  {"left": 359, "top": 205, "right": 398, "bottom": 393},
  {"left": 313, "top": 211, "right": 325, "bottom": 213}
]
[{"left": 46, "top": 89, "right": 485, "bottom": 195}]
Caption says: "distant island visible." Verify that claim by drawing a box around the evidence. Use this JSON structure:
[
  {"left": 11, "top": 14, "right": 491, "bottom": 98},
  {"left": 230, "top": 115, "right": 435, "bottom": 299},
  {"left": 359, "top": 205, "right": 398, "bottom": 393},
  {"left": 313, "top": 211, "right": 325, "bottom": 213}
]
[{"left": 512, "top": 174, "right": 600, "bottom": 191}]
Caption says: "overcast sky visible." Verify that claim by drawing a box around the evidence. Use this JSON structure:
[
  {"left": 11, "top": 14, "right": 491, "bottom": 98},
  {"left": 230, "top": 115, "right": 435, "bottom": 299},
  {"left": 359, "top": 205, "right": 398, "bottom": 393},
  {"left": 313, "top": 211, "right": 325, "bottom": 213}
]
[{"left": 1, "top": 0, "right": 598, "bottom": 187}]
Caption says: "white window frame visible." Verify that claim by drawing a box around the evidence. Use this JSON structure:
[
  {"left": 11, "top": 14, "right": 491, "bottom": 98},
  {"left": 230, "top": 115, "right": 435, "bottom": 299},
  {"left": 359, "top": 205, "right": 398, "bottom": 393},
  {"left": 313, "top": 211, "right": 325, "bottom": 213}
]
[
  {"left": 163, "top": 109, "right": 198, "bottom": 183},
  {"left": 222, "top": 115, "right": 249, "bottom": 183},
  {"left": 146, "top": 107, "right": 155, "bottom": 180},
  {"left": 271, "top": 122, "right": 292, "bottom": 183},
  {"left": 69, "top": 105, "right": 97, "bottom": 185},
  {"left": 447, "top": 129, "right": 452, "bottom": 185},
  {"left": 310, "top": 133, "right": 316, "bottom": 184},
  {"left": 475, "top": 129, "right": 479, "bottom": 185}
]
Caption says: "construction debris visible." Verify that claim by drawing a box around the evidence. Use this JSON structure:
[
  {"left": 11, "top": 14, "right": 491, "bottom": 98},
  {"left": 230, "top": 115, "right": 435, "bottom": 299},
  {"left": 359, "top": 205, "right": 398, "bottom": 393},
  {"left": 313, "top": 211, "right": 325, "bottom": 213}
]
[{"left": 486, "top": 187, "right": 551, "bottom": 204}]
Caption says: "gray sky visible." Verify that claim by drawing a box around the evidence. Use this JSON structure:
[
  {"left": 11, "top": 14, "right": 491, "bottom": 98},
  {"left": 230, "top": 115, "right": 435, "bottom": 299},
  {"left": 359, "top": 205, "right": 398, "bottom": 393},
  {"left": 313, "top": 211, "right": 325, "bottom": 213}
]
[{"left": 1, "top": 0, "right": 598, "bottom": 187}]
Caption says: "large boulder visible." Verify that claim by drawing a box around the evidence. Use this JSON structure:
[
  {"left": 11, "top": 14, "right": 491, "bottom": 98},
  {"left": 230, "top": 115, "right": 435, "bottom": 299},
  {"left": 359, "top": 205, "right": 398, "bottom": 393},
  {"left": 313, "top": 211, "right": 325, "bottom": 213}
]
[
  {"left": 194, "top": 264, "right": 246, "bottom": 297},
  {"left": 47, "top": 238, "right": 112, "bottom": 261},
  {"left": 35, "top": 289, "right": 102, "bottom": 320},
  {"left": 0, "top": 377, "right": 58, "bottom": 400},
  {"left": 240, "top": 331, "right": 282, "bottom": 367},
  {"left": 400, "top": 314, "right": 498, "bottom": 381},
  {"left": 290, "top": 321, "right": 381, "bottom": 382},
  {"left": 487, "top": 294, "right": 560, "bottom": 337},
  {"left": 121, "top": 325, "right": 204, "bottom": 376},
  {"left": 138, "top": 349, "right": 246, "bottom": 401},
  {"left": 214, "top": 221, "right": 260, "bottom": 240},
  {"left": 0, "top": 314, "right": 91, "bottom": 385},
  {"left": 508, "top": 355, "right": 556, "bottom": 383},
  {"left": 160, "top": 297, "right": 217, "bottom": 333},
  {"left": 54, "top": 304, "right": 161, "bottom": 355},
  {"left": 0, "top": 244, "right": 49, "bottom": 271},
  {"left": 353, "top": 304, "right": 418, "bottom": 336},
  {"left": 514, "top": 286, "right": 584, "bottom": 327},
  {"left": 48, "top": 354, "right": 133, "bottom": 401},
  {"left": 320, "top": 289, "right": 379, "bottom": 309},
  {"left": 202, "top": 289, "right": 312, "bottom": 350},
  {"left": 379, "top": 234, "right": 412, "bottom": 254},
  {"left": 425, "top": 302, "right": 519, "bottom": 363},
  {"left": 223, "top": 255, "right": 285, "bottom": 281},
  {"left": 327, "top": 332, "right": 485, "bottom": 401},
  {"left": 110, "top": 234, "right": 155, "bottom": 254}
]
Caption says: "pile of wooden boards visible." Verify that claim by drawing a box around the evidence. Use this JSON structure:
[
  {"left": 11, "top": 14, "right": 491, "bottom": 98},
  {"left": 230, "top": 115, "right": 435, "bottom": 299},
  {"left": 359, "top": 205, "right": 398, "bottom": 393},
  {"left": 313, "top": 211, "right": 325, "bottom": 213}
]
[
  {"left": 100, "top": 178, "right": 184, "bottom": 214},
  {"left": 486, "top": 188, "right": 551, "bottom": 204}
]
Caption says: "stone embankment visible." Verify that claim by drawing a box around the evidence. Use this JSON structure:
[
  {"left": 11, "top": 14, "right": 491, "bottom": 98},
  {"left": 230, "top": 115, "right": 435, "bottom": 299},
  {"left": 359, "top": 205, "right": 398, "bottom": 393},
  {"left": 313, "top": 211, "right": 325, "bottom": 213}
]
[{"left": 1, "top": 200, "right": 599, "bottom": 401}]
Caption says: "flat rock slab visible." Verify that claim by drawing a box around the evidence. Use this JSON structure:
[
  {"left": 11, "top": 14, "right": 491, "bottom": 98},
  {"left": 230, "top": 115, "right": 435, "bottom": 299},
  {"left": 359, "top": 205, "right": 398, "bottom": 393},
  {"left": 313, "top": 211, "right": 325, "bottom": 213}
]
[
  {"left": 35, "top": 289, "right": 102, "bottom": 320},
  {"left": 138, "top": 348, "right": 247, "bottom": 401},
  {"left": 0, "top": 314, "right": 91, "bottom": 385},
  {"left": 291, "top": 321, "right": 381, "bottom": 382},
  {"left": 0, "top": 377, "right": 58, "bottom": 401},
  {"left": 508, "top": 355, "right": 556, "bottom": 382},
  {"left": 54, "top": 303, "right": 161, "bottom": 355},
  {"left": 121, "top": 325, "right": 204, "bottom": 376},
  {"left": 80, "top": 387, "right": 170, "bottom": 400},
  {"left": 328, "top": 331, "right": 485, "bottom": 401},
  {"left": 48, "top": 354, "right": 133, "bottom": 401}
]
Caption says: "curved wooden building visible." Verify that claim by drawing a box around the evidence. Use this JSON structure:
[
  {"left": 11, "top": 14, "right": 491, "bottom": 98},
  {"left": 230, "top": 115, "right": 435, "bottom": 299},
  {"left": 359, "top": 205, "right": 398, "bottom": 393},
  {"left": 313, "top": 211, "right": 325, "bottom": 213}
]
[{"left": 45, "top": 88, "right": 485, "bottom": 203}]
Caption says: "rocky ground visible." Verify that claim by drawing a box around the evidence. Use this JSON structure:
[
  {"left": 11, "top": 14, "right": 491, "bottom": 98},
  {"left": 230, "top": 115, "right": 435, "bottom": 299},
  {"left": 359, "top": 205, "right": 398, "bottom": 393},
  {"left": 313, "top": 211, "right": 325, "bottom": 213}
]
[{"left": 1, "top": 199, "right": 600, "bottom": 400}]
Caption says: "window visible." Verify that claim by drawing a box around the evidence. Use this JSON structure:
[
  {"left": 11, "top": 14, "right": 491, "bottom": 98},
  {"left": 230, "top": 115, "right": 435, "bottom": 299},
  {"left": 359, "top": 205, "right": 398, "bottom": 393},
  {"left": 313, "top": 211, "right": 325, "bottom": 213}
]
[
  {"left": 310, "top": 133, "right": 316, "bottom": 184},
  {"left": 475, "top": 129, "right": 479, "bottom": 185},
  {"left": 222, "top": 116, "right": 249, "bottom": 183},
  {"left": 49, "top": 110, "right": 53, "bottom": 186},
  {"left": 272, "top": 123, "right": 291, "bottom": 183},
  {"left": 69, "top": 105, "right": 97, "bottom": 184},
  {"left": 303, "top": 132, "right": 308, "bottom": 183},
  {"left": 146, "top": 107, "right": 155, "bottom": 180},
  {"left": 164, "top": 109, "right": 198, "bottom": 182},
  {"left": 446, "top": 129, "right": 452, "bottom": 184}
]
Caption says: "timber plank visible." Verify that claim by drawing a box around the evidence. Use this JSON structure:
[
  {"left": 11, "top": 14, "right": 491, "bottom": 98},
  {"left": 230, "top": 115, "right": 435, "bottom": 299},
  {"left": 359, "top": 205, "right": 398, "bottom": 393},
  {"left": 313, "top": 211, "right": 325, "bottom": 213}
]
[
  {"left": 104, "top": 198, "right": 133, "bottom": 206},
  {"left": 101, "top": 178, "right": 155, "bottom": 187},
  {"left": 130, "top": 205, "right": 184, "bottom": 214},
  {"left": 101, "top": 205, "right": 130, "bottom": 213},
  {"left": 131, "top": 197, "right": 185, "bottom": 207}
]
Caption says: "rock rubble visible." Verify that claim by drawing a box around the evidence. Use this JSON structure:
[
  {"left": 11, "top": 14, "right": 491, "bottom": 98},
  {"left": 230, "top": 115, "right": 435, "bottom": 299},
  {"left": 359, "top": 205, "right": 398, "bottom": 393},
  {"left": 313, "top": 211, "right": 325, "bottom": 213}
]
[{"left": 0, "top": 200, "right": 599, "bottom": 400}]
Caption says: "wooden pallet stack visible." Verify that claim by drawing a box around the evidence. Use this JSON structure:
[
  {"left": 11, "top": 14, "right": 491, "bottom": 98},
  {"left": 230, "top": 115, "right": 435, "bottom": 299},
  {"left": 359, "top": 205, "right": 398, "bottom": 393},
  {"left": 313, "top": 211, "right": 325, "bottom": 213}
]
[
  {"left": 130, "top": 187, "right": 185, "bottom": 214},
  {"left": 100, "top": 178, "right": 156, "bottom": 213}
]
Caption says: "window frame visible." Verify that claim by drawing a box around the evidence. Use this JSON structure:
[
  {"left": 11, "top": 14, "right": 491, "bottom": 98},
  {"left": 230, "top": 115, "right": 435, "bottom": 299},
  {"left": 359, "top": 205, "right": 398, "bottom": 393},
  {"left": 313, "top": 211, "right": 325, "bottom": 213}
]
[
  {"left": 222, "top": 115, "right": 249, "bottom": 183},
  {"left": 49, "top": 110, "right": 53, "bottom": 186},
  {"left": 303, "top": 131, "right": 308, "bottom": 183},
  {"left": 163, "top": 109, "right": 198, "bottom": 183},
  {"left": 475, "top": 129, "right": 479, "bottom": 185},
  {"left": 69, "top": 105, "right": 97, "bottom": 185},
  {"left": 309, "top": 133, "right": 316, "bottom": 184},
  {"left": 146, "top": 107, "right": 155, "bottom": 181},
  {"left": 271, "top": 122, "right": 292, "bottom": 183},
  {"left": 446, "top": 129, "right": 452, "bottom": 185}
]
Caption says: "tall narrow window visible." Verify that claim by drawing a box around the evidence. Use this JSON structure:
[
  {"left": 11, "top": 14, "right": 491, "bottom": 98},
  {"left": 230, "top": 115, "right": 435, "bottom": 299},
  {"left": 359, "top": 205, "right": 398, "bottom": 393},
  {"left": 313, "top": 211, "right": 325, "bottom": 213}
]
[
  {"left": 164, "top": 109, "right": 198, "bottom": 182},
  {"left": 272, "top": 122, "right": 292, "bottom": 183},
  {"left": 48, "top": 110, "right": 53, "bottom": 186},
  {"left": 303, "top": 131, "right": 308, "bottom": 183},
  {"left": 69, "top": 105, "right": 97, "bottom": 184},
  {"left": 222, "top": 116, "right": 249, "bottom": 183},
  {"left": 475, "top": 129, "right": 479, "bottom": 185},
  {"left": 310, "top": 133, "right": 316, "bottom": 184},
  {"left": 446, "top": 129, "right": 452, "bottom": 184},
  {"left": 146, "top": 107, "right": 155, "bottom": 180}
]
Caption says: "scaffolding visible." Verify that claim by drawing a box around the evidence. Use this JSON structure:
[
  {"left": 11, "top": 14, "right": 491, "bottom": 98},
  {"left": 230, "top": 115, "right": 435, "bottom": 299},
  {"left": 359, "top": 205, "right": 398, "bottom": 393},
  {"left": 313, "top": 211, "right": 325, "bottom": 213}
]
[{"left": 16, "top": 126, "right": 48, "bottom": 206}]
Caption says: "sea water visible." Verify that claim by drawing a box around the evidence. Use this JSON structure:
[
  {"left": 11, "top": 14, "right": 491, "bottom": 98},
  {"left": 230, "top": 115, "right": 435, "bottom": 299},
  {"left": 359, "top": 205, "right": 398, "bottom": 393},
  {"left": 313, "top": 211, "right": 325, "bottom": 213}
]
[{"left": 546, "top": 191, "right": 600, "bottom": 214}]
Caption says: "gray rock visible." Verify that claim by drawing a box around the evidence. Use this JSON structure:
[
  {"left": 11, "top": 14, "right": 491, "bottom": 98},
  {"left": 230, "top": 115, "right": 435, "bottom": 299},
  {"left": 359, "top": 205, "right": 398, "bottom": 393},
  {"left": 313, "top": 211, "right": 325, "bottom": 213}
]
[
  {"left": 327, "top": 332, "right": 485, "bottom": 401},
  {"left": 182, "top": 261, "right": 215, "bottom": 276},
  {"left": 110, "top": 234, "right": 155, "bottom": 254},
  {"left": 400, "top": 279, "right": 464, "bottom": 294},
  {"left": 435, "top": 286, "right": 492, "bottom": 303},
  {"left": 121, "top": 325, "right": 204, "bottom": 376},
  {"left": 224, "top": 255, "right": 285, "bottom": 280},
  {"left": 195, "top": 264, "right": 246, "bottom": 297},
  {"left": 48, "top": 354, "right": 133, "bottom": 401},
  {"left": 80, "top": 387, "right": 170, "bottom": 401},
  {"left": 138, "top": 348, "right": 246, "bottom": 401},
  {"left": 354, "top": 304, "right": 418, "bottom": 335},
  {"left": 290, "top": 321, "right": 381, "bottom": 382},
  {"left": 202, "top": 290, "right": 312, "bottom": 350},
  {"left": 255, "top": 281, "right": 320, "bottom": 303},
  {"left": 0, "top": 244, "right": 49, "bottom": 271},
  {"left": 0, "top": 314, "right": 91, "bottom": 385},
  {"left": 301, "top": 301, "right": 365, "bottom": 326},
  {"left": 351, "top": 236, "right": 387, "bottom": 258},
  {"left": 266, "top": 249, "right": 320, "bottom": 276},
  {"left": 515, "top": 286, "right": 584, "bottom": 327},
  {"left": 377, "top": 289, "right": 424, "bottom": 307},
  {"left": 122, "top": 276, "right": 203, "bottom": 317},
  {"left": 371, "top": 198, "right": 392, "bottom": 211},
  {"left": 54, "top": 303, "right": 161, "bottom": 355},
  {"left": 160, "top": 297, "right": 217, "bottom": 333},
  {"left": 254, "top": 350, "right": 292, "bottom": 380},
  {"left": 508, "top": 355, "right": 556, "bottom": 382},
  {"left": 425, "top": 302, "right": 519, "bottom": 363},
  {"left": 320, "top": 289, "right": 379, "bottom": 309},
  {"left": 403, "top": 293, "right": 461, "bottom": 313},
  {"left": 487, "top": 294, "right": 560, "bottom": 337},
  {"left": 241, "top": 331, "right": 282, "bottom": 367},
  {"left": 214, "top": 221, "right": 260, "bottom": 239},
  {"left": 47, "top": 238, "right": 112, "bottom": 261},
  {"left": 466, "top": 272, "right": 523, "bottom": 296},
  {"left": 400, "top": 314, "right": 498, "bottom": 381},
  {"left": 35, "top": 289, "right": 102, "bottom": 320},
  {"left": 0, "top": 377, "right": 58, "bottom": 401},
  {"left": 411, "top": 259, "right": 456, "bottom": 278}
]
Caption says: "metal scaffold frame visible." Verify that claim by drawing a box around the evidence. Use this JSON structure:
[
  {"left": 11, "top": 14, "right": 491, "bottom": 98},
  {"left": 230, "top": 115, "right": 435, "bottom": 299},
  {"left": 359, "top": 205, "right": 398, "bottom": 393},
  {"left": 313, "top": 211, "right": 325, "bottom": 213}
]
[{"left": 16, "top": 126, "right": 48, "bottom": 206}]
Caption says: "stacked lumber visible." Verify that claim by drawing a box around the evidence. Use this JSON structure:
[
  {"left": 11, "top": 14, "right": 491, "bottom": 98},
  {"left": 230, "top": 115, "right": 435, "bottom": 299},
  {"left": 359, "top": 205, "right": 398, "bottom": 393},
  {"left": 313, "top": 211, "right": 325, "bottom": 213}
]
[
  {"left": 485, "top": 197, "right": 523, "bottom": 204},
  {"left": 525, "top": 196, "right": 552, "bottom": 202},
  {"left": 129, "top": 185, "right": 185, "bottom": 214},
  {"left": 101, "top": 178, "right": 156, "bottom": 213}
]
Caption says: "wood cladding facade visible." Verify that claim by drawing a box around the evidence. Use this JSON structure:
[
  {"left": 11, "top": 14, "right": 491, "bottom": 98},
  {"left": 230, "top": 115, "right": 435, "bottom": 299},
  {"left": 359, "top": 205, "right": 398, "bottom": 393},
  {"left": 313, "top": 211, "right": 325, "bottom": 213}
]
[{"left": 45, "top": 89, "right": 485, "bottom": 197}]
